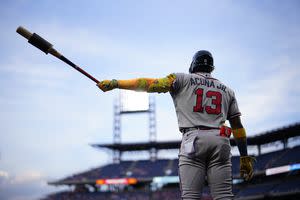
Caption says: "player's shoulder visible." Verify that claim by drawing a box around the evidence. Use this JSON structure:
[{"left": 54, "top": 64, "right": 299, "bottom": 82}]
[
  {"left": 173, "top": 72, "right": 225, "bottom": 84},
  {"left": 173, "top": 72, "right": 202, "bottom": 80},
  {"left": 173, "top": 72, "right": 189, "bottom": 77},
  {"left": 171, "top": 72, "right": 191, "bottom": 82},
  {"left": 201, "top": 73, "right": 236, "bottom": 95},
  {"left": 215, "top": 78, "right": 235, "bottom": 95}
]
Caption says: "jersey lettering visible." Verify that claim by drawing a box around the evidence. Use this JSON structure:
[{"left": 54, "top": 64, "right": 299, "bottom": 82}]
[{"left": 193, "top": 88, "right": 204, "bottom": 112}]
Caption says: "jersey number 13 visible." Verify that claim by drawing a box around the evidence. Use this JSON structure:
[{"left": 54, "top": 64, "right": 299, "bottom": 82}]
[{"left": 193, "top": 88, "right": 222, "bottom": 115}]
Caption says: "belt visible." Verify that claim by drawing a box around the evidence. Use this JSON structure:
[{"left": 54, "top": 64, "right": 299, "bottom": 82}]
[{"left": 180, "top": 126, "right": 219, "bottom": 134}]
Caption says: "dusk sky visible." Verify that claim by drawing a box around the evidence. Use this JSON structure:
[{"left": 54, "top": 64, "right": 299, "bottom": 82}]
[{"left": 1, "top": 1, "right": 300, "bottom": 199}]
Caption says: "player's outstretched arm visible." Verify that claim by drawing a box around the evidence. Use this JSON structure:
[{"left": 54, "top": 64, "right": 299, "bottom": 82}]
[
  {"left": 97, "top": 74, "right": 176, "bottom": 93},
  {"left": 229, "top": 116, "right": 255, "bottom": 181}
]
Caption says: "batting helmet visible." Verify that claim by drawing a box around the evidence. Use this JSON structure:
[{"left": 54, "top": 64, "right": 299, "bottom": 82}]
[{"left": 189, "top": 50, "right": 214, "bottom": 73}]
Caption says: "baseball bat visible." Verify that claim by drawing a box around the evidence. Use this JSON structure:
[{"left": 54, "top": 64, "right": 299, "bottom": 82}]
[{"left": 16, "top": 26, "right": 100, "bottom": 84}]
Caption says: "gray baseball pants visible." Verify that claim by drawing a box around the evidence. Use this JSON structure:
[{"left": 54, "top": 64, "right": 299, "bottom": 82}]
[{"left": 179, "top": 129, "right": 233, "bottom": 200}]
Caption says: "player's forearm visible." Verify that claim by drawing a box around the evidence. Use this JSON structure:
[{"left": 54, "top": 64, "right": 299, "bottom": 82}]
[
  {"left": 117, "top": 78, "right": 157, "bottom": 92},
  {"left": 232, "top": 128, "right": 248, "bottom": 156},
  {"left": 97, "top": 74, "right": 176, "bottom": 93}
]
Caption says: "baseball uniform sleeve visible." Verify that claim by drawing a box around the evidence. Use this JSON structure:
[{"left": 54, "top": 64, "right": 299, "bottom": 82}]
[
  {"left": 171, "top": 73, "right": 188, "bottom": 94},
  {"left": 227, "top": 91, "right": 241, "bottom": 119}
]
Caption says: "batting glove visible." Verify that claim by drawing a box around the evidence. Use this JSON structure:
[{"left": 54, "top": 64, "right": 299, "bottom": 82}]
[
  {"left": 97, "top": 79, "right": 118, "bottom": 92},
  {"left": 240, "top": 156, "right": 256, "bottom": 181}
]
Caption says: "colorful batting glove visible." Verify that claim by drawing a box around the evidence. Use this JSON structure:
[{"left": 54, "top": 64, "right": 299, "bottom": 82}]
[
  {"left": 97, "top": 79, "right": 118, "bottom": 92},
  {"left": 240, "top": 156, "right": 256, "bottom": 181}
]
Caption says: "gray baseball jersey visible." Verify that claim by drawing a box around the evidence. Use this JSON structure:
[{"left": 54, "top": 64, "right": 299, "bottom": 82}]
[{"left": 170, "top": 72, "right": 241, "bottom": 129}]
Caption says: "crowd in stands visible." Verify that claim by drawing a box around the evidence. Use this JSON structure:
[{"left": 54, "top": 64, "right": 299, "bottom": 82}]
[
  {"left": 41, "top": 188, "right": 181, "bottom": 200},
  {"left": 234, "top": 175, "right": 300, "bottom": 200},
  {"left": 41, "top": 145, "right": 300, "bottom": 199},
  {"left": 57, "top": 145, "right": 300, "bottom": 184},
  {"left": 42, "top": 175, "right": 300, "bottom": 200}
]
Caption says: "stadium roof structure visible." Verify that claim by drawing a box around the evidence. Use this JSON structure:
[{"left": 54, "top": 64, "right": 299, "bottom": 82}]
[
  {"left": 248, "top": 122, "right": 300, "bottom": 145},
  {"left": 91, "top": 140, "right": 180, "bottom": 151},
  {"left": 91, "top": 122, "right": 300, "bottom": 152}
]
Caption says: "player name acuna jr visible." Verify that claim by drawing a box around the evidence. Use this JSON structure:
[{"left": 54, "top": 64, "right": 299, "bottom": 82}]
[{"left": 190, "top": 77, "right": 227, "bottom": 92}]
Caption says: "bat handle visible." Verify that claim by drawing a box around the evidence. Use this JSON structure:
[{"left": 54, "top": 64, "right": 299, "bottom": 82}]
[{"left": 16, "top": 26, "right": 33, "bottom": 39}]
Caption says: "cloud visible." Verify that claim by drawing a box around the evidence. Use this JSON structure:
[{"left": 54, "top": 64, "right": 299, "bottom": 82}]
[
  {"left": 0, "top": 170, "right": 58, "bottom": 200},
  {"left": 22, "top": 23, "right": 190, "bottom": 76},
  {"left": 238, "top": 56, "right": 300, "bottom": 133},
  {"left": 0, "top": 170, "right": 9, "bottom": 178},
  {"left": 0, "top": 59, "right": 72, "bottom": 92},
  {"left": 10, "top": 171, "right": 44, "bottom": 184}
]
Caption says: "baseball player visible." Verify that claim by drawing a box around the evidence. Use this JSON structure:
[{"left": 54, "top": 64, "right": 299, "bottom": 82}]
[{"left": 97, "top": 50, "right": 255, "bottom": 200}]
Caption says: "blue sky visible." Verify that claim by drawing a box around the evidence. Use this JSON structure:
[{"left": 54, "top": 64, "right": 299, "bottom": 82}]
[{"left": 1, "top": 0, "right": 300, "bottom": 199}]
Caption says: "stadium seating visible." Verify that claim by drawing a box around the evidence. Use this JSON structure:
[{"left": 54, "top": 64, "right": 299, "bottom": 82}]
[
  {"left": 134, "top": 159, "right": 171, "bottom": 177},
  {"left": 42, "top": 122, "right": 300, "bottom": 200},
  {"left": 271, "top": 176, "right": 300, "bottom": 195},
  {"left": 235, "top": 182, "right": 277, "bottom": 198},
  {"left": 45, "top": 145, "right": 300, "bottom": 200},
  {"left": 99, "top": 161, "right": 133, "bottom": 178},
  {"left": 170, "top": 159, "right": 179, "bottom": 176},
  {"left": 56, "top": 145, "right": 300, "bottom": 184},
  {"left": 270, "top": 145, "right": 300, "bottom": 168},
  {"left": 254, "top": 149, "right": 287, "bottom": 171},
  {"left": 231, "top": 156, "right": 240, "bottom": 175}
]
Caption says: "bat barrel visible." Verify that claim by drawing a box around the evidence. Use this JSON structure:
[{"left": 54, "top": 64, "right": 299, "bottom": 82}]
[
  {"left": 28, "top": 33, "right": 53, "bottom": 54},
  {"left": 16, "top": 26, "right": 53, "bottom": 54},
  {"left": 16, "top": 26, "right": 100, "bottom": 83}
]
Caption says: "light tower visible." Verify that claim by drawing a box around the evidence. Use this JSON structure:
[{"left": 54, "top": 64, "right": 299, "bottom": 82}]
[{"left": 112, "top": 91, "right": 157, "bottom": 162}]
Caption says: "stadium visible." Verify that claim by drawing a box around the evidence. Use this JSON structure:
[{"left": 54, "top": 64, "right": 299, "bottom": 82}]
[
  {"left": 2, "top": 2, "right": 300, "bottom": 200},
  {"left": 40, "top": 92, "right": 300, "bottom": 200}
]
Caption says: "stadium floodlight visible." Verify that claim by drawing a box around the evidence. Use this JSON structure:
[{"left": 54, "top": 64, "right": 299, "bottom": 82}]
[{"left": 119, "top": 90, "right": 149, "bottom": 113}]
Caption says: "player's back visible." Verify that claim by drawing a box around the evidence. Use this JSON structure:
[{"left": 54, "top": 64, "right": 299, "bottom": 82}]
[{"left": 170, "top": 72, "right": 240, "bottom": 129}]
